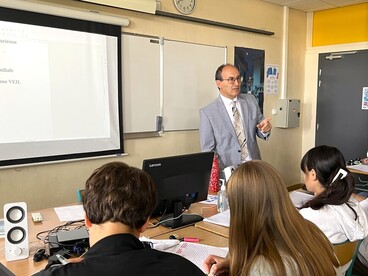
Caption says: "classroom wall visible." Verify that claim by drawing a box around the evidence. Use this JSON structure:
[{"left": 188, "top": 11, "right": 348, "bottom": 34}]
[{"left": 0, "top": 0, "right": 307, "bottom": 211}]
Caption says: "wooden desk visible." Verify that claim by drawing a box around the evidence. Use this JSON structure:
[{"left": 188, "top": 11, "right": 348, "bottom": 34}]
[
  {"left": 350, "top": 168, "right": 368, "bottom": 193},
  {"left": 350, "top": 168, "right": 368, "bottom": 176},
  {"left": 191, "top": 202, "right": 230, "bottom": 239},
  {"left": 192, "top": 202, "right": 230, "bottom": 239},
  {"left": 195, "top": 221, "right": 229, "bottom": 238},
  {"left": 0, "top": 202, "right": 221, "bottom": 276},
  {"left": 180, "top": 202, "right": 218, "bottom": 219},
  {"left": 154, "top": 226, "right": 228, "bottom": 247},
  {"left": 145, "top": 202, "right": 218, "bottom": 238}
]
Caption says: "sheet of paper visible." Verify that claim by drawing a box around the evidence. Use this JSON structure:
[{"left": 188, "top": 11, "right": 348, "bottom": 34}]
[
  {"left": 54, "top": 205, "right": 85, "bottom": 222},
  {"left": 166, "top": 242, "right": 228, "bottom": 273},
  {"left": 289, "top": 190, "right": 314, "bottom": 208},
  {"left": 203, "top": 209, "right": 230, "bottom": 227}
]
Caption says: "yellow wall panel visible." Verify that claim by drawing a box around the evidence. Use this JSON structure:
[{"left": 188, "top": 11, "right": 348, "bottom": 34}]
[{"left": 313, "top": 3, "right": 368, "bottom": 46}]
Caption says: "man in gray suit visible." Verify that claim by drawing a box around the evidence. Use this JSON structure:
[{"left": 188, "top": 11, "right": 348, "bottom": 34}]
[{"left": 200, "top": 64, "right": 272, "bottom": 170}]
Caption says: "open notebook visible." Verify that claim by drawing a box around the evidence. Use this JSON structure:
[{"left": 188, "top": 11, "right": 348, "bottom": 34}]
[
  {"left": 166, "top": 242, "right": 228, "bottom": 273},
  {"left": 203, "top": 209, "right": 230, "bottom": 227}
]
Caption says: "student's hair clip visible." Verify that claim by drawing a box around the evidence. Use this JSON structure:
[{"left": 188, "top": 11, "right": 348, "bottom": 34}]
[{"left": 331, "top": 168, "right": 348, "bottom": 184}]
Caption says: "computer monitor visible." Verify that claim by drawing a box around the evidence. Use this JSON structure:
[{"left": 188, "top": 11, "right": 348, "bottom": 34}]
[{"left": 142, "top": 151, "right": 214, "bottom": 229}]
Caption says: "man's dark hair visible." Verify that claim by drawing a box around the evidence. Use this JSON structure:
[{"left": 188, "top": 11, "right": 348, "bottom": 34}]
[
  {"left": 215, "top": 63, "right": 238, "bottom": 81},
  {"left": 83, "top": 161, "right": 157, "bottom": 229}
]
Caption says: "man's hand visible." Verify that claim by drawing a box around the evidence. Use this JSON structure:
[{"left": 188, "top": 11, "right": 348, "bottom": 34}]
[{"left": 257, "top": 118, "right": 272, "bottom": 133}]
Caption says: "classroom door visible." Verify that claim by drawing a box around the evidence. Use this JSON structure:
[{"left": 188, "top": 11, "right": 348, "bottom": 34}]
[{"left": 315, "top": 49, "right": 368, "bottom": 161}]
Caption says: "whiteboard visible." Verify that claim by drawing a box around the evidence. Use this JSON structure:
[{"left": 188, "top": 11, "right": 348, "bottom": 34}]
[
  {"left": 163, "top": 40, "right": 226, "bottom": 131},
  {"left": 122, "top": 34, "right": 161, "bottom": 133},
  {"left": 122, "top": 34, "right": 226, "bottom": 133}
]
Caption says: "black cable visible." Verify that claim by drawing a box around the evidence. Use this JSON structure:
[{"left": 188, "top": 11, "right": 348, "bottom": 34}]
[{"left": 35, "top": 220, "right": 87, "bottom": 256}]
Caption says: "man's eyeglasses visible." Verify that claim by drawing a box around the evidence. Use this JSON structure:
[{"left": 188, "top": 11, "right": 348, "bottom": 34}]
[{"left": 221, "top": 76, "right": 243, "bottom": 84}]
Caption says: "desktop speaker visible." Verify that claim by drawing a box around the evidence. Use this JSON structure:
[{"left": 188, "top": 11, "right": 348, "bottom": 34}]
[{"left": 3, "top": 202, "right": 29, "bottom": 261}]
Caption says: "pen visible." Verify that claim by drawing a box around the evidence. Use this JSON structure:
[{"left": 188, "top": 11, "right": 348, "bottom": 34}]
[
  {"left": 55, "top": 254, "right": 69, "bottom": 265},
  {"left": 169, "top": 234, "right": 200, "bottom": 242}
]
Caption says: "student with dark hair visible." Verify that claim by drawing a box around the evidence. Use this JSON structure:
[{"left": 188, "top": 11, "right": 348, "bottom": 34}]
[
  {"left": 34, "top": 162, "right": 204, "bottom": 276},
  {"left": 299, "top": 145, "right": 368, "bottom": 273},
  {"left": 204, "top": 160, "right": 341, "bottom": 276}
]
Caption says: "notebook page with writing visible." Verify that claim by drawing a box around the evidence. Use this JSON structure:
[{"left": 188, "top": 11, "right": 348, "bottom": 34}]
[{"left": 166, "top": 242, "right": 228, "bottom": 273}]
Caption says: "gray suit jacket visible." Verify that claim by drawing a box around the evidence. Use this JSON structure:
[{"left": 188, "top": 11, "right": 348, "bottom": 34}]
[{"left": 199, "top": 94, "right": 269, "bottom": 170}]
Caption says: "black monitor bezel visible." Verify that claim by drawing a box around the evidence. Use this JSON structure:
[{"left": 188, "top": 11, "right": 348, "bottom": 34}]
[{"left": 142, "top": 151, "right": 214, "bottom": 219}]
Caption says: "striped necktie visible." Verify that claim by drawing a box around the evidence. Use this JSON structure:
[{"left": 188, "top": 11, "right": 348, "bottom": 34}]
[{"left": 232, "top": 101, "right": 249, "bottom": 161}]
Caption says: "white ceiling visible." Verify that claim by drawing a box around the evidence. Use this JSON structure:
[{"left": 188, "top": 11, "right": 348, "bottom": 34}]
[{"left": 261, "top": 0, "right": 367, "bottom": 12}]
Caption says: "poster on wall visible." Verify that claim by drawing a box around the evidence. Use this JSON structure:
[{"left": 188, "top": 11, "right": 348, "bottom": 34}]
[
  {"left": 362, "top": 87, "right": 368, "bottom": 110},
  {"left": 265, "top": 64, "right": 279, "bottom": 95},
  {"left": 234, "top": 47, "right": 265, "bottom": 113}
]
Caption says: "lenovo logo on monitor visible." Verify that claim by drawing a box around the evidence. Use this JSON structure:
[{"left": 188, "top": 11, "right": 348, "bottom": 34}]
[{"left": 148, "top": 163, "right": 161, "bottom": 168}]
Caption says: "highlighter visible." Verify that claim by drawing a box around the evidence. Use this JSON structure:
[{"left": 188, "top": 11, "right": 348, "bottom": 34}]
[{"left": 182, "top": 237, "right": 200, "bottom": 243}]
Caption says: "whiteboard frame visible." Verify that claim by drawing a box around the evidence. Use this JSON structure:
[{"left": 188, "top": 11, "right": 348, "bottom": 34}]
[{"left": 122, "top": 33, "right": 227, "bottom": 136}]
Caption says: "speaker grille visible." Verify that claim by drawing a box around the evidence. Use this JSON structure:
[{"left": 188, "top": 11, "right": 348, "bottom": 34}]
[
  {"left": 6, "top": 206, "right": 25, "bottom": 224},
  {"left": 7, "top": 227, "right": 26, "bottom": 244}
]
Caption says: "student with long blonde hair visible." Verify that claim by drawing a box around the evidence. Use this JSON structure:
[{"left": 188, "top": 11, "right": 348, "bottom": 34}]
[{"left": 204, "top": 160, "right": 341, "bottom": 276}]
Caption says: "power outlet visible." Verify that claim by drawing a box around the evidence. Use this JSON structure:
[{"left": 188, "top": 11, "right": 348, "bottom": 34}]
[{"left": 31, "top": 212, "right": 43, "bottom": 223}]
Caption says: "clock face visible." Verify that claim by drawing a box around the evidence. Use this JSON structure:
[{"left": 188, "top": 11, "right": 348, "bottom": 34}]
[{"left": 173, "top": 0, "right": 196, "bottom": 15}]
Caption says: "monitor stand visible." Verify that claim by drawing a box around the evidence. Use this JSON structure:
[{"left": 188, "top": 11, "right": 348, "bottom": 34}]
[{"left": 161, "top": 201, "right": 203, "bottom": 229}]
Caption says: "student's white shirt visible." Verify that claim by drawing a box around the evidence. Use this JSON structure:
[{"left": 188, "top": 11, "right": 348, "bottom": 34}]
[
  {"left": 299, "top": 197, "right": 368, "bottom": 243},
  {"left": 299, "top": 197, "right": 368, "bottom": 274},
  {"left": 220, "top": 94, "right": 243, "bottom": 127},
  {"left": 357, "top": 198, "right": 368, "bottom": 268}
]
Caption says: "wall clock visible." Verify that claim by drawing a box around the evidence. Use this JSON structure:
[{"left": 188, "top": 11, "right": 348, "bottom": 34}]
[{"left": 173, "top": 0, "right": 196, "bottom": 15}]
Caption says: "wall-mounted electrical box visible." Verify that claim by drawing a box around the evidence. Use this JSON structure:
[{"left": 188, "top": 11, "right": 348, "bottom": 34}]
[{"left": 275, "top": 99, "right": 300, "bottom": 128}]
